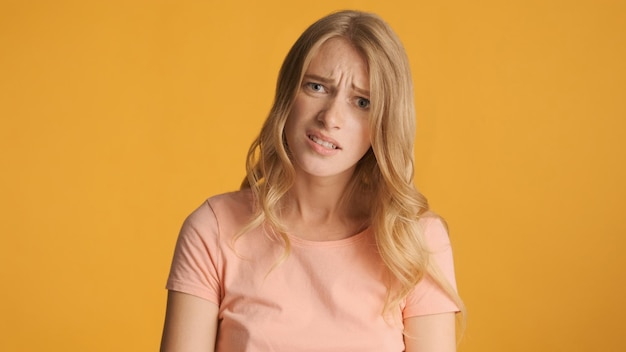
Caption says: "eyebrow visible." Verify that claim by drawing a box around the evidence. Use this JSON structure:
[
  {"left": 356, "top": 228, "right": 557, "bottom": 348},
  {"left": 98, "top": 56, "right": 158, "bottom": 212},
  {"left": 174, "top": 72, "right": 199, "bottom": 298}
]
[{"left": 303, "top": 74, "right": 370, "bottom": 97}]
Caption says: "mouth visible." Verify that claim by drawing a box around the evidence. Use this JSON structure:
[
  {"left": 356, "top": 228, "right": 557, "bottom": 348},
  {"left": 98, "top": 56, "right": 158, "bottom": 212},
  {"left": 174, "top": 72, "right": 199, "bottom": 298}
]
[{"left": 308, "top": 134, "right": 339, "bottom": 150}]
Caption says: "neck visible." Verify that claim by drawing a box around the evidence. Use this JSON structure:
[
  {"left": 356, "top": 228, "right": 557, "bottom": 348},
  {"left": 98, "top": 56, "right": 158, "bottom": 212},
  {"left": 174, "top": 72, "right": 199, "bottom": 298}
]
[{"left": 280, "top": 169, "right": 369, "bottom": 241}]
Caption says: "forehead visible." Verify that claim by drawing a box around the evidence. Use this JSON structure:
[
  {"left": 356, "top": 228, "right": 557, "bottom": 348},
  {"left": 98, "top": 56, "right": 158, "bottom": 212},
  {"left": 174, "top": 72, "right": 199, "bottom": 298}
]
[{"left": 305, "top": 37, "right": 369, "bottom": 84}]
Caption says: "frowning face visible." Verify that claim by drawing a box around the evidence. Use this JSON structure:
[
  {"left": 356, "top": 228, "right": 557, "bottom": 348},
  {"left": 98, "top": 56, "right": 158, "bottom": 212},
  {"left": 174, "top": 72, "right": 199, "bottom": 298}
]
[{"left": 284, "top": 37, "right": 372, "bottom": 182}]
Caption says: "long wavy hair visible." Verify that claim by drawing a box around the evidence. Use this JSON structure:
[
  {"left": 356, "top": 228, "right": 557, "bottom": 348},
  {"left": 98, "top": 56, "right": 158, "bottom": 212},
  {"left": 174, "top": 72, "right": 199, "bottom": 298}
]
[{"left": 239, "top": 10, "right": 465, "bottom": 328}]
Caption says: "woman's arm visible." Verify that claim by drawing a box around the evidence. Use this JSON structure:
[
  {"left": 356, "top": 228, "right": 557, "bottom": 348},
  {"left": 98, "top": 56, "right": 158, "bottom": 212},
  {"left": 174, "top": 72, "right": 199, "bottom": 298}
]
[
  {"left": 404, "top": 312, "right": 456, "bottom": 352},
  {"left": 160, "top": 291, "right": 219, "bottom": 352}
]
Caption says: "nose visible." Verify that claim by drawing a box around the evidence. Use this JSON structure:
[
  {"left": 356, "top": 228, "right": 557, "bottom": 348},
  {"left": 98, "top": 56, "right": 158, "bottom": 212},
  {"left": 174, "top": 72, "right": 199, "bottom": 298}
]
[{"left": 317, "top": 97, "right": 344, "bottom": 130}]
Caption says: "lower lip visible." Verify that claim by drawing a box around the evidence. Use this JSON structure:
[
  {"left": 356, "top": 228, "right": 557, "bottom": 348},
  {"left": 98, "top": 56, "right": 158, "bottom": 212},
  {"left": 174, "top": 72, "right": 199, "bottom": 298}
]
[{"left": 306, "top": 136, "right": 340, "bottom": 156}]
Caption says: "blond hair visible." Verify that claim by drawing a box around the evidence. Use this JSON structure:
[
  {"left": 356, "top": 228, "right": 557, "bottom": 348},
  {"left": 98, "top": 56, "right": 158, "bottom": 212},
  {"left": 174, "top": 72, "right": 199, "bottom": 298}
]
[{"left": 240, "top": 10, "right": 465, "bottom": 329}]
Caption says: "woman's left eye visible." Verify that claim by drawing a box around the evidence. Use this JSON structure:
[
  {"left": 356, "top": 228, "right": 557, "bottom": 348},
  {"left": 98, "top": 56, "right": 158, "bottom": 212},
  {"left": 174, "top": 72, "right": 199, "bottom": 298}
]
[{"left": 356, "top": 97, "right": 370, "bottom": 109}]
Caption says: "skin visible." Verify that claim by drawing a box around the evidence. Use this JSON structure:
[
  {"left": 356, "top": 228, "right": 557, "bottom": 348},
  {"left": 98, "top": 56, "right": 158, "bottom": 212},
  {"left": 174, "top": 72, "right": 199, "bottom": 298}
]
[
  {"left": 404, "top": 312, "right": 457, "bottom": 352},
  {"left": 160, "top": 291, "right": 218, "bottom": 351},
  {"left": 160, "top": 37, "right": 457, "bottom": 352},
  {"left": 282, "top": 37, "right": 372, "bottom": 241}
]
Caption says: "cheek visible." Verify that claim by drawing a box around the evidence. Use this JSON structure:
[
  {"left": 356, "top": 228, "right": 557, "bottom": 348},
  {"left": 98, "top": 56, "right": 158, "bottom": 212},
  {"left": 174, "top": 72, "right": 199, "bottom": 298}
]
[
  {"left": 358, "top": 121, "right": 372, "bottom": 148},
  {"left": 284, "top": 109, "right": 302, "bottom": 150},
  {"left": 350, "top": 129, "right": 372, "bottom": 161},
  {"left": 285, "top": 100, "right": 304, "bottom": 129},
  {"left": 283, "top": 116, "right": 295, "bottom": 147}
]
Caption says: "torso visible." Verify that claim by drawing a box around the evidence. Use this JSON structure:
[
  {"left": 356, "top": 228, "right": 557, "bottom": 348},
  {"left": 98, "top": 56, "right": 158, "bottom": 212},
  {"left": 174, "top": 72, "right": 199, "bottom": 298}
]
[{"left": 210, "top": 191, "right": 406, "bottom": 351}]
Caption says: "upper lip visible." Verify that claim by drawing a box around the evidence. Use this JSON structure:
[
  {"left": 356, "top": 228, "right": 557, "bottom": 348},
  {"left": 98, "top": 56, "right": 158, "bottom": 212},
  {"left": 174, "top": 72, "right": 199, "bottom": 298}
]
[{"left": 307, "top": 130, "right": 341, "bottom": 150}]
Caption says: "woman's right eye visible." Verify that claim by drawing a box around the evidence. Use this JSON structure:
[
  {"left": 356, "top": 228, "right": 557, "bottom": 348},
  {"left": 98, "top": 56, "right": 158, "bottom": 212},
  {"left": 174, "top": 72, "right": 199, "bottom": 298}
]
[{"left": 306, "top": 82, "right": 326, "bottom": 93}]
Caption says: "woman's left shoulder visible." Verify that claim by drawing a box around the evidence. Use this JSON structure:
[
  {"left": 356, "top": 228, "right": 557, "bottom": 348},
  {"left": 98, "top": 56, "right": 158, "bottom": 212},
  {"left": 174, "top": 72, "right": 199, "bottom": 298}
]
[{"left": 417, "top": 211, "right": 452, "bottom": 249}]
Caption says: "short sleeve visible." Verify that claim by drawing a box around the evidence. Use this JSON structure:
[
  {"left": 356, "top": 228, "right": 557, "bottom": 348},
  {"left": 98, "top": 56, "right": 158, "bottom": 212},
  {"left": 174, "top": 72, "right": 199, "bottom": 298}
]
[
  {"left": 165, "top": 200, "right": 222, "bottom": 305},
  {"left": 402, "top": 216, "right": 460, "bottom": 318}
]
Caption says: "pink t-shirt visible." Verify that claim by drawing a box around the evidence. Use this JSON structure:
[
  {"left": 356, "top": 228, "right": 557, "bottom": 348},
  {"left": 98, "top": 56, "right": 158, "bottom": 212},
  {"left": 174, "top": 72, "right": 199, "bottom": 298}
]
[{"left": 166, "top": 190, "right": 459, "bottom": 351}]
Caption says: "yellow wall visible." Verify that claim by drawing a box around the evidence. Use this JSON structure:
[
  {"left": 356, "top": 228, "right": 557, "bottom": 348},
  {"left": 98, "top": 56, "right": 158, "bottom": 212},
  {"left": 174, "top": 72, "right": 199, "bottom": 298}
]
[{"left": 1, "top": 0, "right": 624, "bottom": 351}]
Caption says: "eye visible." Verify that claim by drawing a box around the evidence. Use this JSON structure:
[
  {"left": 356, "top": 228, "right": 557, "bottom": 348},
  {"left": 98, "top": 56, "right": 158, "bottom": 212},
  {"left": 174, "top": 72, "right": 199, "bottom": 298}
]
[
  {"left": 306, "top": 82, "right": 326, "bottom": 93},
  {"left": 356, "top": 97, "right": 370, "bottom": 109}
]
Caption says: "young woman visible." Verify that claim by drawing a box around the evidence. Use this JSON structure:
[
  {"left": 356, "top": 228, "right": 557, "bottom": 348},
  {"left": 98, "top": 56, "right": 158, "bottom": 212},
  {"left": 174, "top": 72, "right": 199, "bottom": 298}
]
[{"left": 161, "top": 10, "right": 464, "bottom": 352}]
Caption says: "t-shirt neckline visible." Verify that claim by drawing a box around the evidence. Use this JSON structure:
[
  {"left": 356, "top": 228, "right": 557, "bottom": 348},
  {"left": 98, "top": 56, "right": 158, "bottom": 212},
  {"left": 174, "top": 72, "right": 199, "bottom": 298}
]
[{"left": 285, "top": 227, "right": 371, "bottom": 248}]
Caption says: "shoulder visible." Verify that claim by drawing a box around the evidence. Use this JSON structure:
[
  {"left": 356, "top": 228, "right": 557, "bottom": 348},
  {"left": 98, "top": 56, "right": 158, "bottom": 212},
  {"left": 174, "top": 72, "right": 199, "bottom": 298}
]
[
  {"left": 205, "top": 188, "right": 254, "bottom": 211},
  {"left": 417, "top": 211, "right": 451, "bottom": 251},
  {"left": 402, "top": 211, "right": 459, "bottom": 318},
  {"left": 184, "top": 189, "right": 254, "bottom": 235},
  {"left": 417, "top": 210, "right": 446, "bottom": 227},
  {"left": 173, "top": 189, "right": 255, "bottom": 262},
  {"left": 187, "top": 189, "right": 253, "bottom": 220}
]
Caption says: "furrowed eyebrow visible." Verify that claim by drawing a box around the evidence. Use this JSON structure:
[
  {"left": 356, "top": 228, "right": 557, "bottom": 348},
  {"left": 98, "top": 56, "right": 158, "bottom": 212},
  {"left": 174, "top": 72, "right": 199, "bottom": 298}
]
[
  {"left": 352, "top": 85, "right": 370, "bottom": 97},
  {"left": 303, "top": 74, "right": 333, "bottom": 85},
  {"left": 303, "top": 74, "right": 370, "bottom": 97}
]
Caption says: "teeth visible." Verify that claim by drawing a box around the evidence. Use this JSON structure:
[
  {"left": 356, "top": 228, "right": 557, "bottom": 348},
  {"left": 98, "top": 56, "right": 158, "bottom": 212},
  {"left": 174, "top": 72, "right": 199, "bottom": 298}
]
[{"left": 309, "top": 135, "right": 337, "bottom": 149}]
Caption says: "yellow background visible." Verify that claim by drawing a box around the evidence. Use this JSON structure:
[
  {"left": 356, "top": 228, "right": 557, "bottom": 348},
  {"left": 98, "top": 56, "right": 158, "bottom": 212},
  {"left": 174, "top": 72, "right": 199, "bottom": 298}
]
[{"left": 1, "top": 0, "right": 624, "bottom": 351}]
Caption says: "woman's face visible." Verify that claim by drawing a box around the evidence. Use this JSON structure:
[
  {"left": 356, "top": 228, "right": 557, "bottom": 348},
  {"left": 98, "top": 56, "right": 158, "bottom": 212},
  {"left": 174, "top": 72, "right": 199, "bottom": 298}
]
[{"left": 284, "top": 37, "right": 372, "bottom": 181}]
